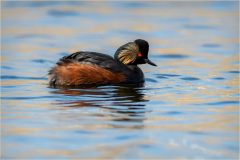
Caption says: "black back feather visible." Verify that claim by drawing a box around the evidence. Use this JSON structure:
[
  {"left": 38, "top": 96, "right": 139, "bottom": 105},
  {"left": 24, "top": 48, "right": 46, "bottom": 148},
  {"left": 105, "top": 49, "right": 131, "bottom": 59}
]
[{"left": 55, "top": 51, "right": 125, "bottom": 72}]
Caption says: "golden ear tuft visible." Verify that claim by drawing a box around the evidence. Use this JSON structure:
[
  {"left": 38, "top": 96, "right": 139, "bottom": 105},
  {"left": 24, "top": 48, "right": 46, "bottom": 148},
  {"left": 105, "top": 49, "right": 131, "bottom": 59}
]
[{"left": 118, "top": 42, "right": 140, "bottom": 65}]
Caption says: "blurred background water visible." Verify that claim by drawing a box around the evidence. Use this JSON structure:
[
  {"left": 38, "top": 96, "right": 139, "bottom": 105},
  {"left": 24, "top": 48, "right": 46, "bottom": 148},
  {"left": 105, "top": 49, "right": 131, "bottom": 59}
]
[{"left": 1, "top": 1, "right": 239, "bottom": 159}]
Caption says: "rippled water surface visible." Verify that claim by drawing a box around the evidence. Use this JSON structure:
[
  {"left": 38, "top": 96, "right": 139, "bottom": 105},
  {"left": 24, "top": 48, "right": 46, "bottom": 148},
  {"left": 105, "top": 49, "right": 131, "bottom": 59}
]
[{"left": 1, "top": 1, "right": 239, "bottom": 159}]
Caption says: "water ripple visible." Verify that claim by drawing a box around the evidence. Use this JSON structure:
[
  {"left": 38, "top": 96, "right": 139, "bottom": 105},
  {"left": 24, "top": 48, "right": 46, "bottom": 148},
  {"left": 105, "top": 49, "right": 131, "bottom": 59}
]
[
  {"left": 1, "top": 75, "right": 47, "bottom": 80},
  {"left": 16, "top": 34, "right": 51, "bottom": 39},
  {"left": 228, "top": 70, "right": 239, "bottom": 74},
  {"left": 1, "top": 66, "right": 13, "bottom": 70},
  {"left": 184, "top": 24, "right": 217, "bottom": 30},
  {"left": 154, "top": 54, "right": 189, "bottom": 59},
  {"left": 202, "top": 43, "right": 221, "bottom": 48},
  {"left": 163, "top": 111, "right": 182, "bottom": 115},
  {"left": 145, "top": 78, "right": 158, "bottom": 83},
  {"left": 48, "top": 10, "right": 79, "bottom": 17},
  {"left": 188, "top": 131, "right": 208, "bottom": 135},
  {"left": 32, "top": 59, "right": 54, "bottom": 64},
  {"left": 180, "top": 77, "right": 200, "bottom": 81},
  {"left": 204, "top": 100, "right": 239, "bottom": 105},
  {"left": 155, "top": 73, "right": 181, "bottom": 77},
  {"left": 211, "top": 77, "right": 225, "bottom": 80},
  {"left": 1, "top": 96, "right": 59, "bottom": 100},
  {"left": 156, "top": 75, "right": 168, "bottom": 79}
]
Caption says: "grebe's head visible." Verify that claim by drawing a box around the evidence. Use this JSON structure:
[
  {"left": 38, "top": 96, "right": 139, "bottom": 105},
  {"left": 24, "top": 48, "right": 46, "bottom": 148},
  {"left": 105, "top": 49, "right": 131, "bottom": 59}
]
[{"left": 114, "top": 39, "right": 157, "bottom": 66}]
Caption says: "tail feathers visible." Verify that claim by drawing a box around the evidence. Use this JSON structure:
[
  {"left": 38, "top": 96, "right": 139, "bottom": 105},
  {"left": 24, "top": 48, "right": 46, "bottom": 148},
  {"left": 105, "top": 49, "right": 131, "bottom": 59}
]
[
  {"left": 48, "top": 74, "right": 57, "bottom": 87},
  {"left": 48, "top": 63, "right": 126, "bottom": 86}
]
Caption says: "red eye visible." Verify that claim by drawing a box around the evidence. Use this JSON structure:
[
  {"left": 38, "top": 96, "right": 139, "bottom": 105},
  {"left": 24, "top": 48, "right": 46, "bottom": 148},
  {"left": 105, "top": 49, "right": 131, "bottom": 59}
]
[{"left": 137, "top": 53, "right": 142, "bottom": 57}]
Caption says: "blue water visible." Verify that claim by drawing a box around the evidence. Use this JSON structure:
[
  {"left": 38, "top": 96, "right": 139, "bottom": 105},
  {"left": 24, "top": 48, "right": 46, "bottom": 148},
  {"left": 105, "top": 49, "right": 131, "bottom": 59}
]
[{"left": 1, "top": 1, "right": 239, "bottom": 159}]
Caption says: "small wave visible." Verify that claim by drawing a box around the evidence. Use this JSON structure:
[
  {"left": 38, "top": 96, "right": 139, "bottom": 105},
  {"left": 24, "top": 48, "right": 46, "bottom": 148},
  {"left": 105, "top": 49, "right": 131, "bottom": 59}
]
[
  {"left": 202, "top": 43, "right": 221, "bottom": 48},
  {"left": 59, "top": 52, "right": 70, "bottom": 56},
  {"left": 155, "top": 54, "right": 189, "bottom": 59},
  {"left": 1, "top": 66, "right": 13, "bottom": 70},
  {"left": 155, "top": 73, "right": 180, "bottom": 77},
  {"left": 145, "top": 78, "right": 158, "bottom": 83},
  {"left": 205, "top": 100, "right": 239, "bottom": 105},
  {"left": 180, "top": 77, "right": 200, "bottom": 81},
  {"left": 184, "top": 24, "right": 217, "bottom": 30},
  {"left": 1, "top": 86, "right": 16, "bottom": 88},
  {"left": 16, "top": 34, "right": 51, "bottom": 39},
  {"left": 1, "top": 95, "right": 58, "bottom": 100},
  {"left": 163, "top": 111, "right": 182, "bottom": 115},
  {"left": 48, "top": 10, "right": 79, "bottom": 17},
  {"left": 228, "top": 70, "right": 239, "bottom": 74},
  {"left": 156, "top": 75, "right": 168, "bottom": 79},
  {"left": 118, "top": 2, "right": 149, "bottom": 9},
  {"left": 211, "top": 77, "right": 225, "bottom": 80},
  {"left": 1, "top": 75, "right": 48, "bottom": 80},
  {"left": 32, "top": 59, "right": 54, "bottom": 64},
  {"left": 188, "top": 131, "right": 207, "bottom": 135}
]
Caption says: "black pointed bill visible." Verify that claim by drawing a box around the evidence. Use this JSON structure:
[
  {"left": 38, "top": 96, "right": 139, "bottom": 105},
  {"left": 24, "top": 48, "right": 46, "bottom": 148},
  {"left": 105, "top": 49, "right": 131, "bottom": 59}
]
[{"left": 144, "top": 59, "right": 157, "bottom": 66}]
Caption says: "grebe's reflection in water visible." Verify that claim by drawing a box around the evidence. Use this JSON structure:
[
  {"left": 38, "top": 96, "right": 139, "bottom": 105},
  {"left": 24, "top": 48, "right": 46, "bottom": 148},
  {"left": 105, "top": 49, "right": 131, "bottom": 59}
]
[{"left": 50, "top": 84, "right": 149, "bottom": 125}]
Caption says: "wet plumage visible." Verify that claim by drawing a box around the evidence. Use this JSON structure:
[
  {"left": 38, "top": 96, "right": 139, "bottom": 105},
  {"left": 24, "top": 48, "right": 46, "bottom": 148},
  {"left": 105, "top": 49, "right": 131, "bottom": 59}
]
[{"left": 48, "top": 39, "right": 157, "bottom": 87}]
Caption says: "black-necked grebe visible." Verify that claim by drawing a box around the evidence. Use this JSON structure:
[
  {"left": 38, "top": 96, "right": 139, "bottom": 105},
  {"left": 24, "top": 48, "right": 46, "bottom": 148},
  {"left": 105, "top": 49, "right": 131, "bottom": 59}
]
[{"left": 48, "top": 39, "right": 157, "bottom": 86}]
